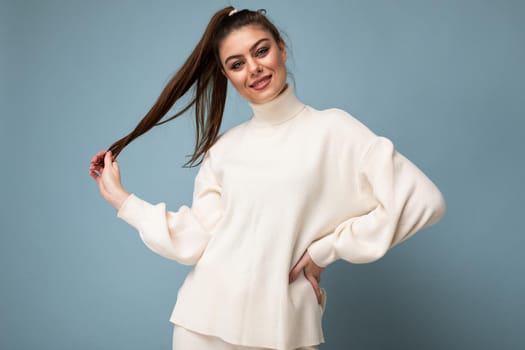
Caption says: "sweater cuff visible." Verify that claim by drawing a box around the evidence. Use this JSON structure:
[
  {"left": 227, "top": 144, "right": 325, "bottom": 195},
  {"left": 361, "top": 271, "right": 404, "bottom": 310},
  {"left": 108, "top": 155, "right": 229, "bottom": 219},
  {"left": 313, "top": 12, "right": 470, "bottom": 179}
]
[
  {"left": 116, "top": 193, "right": 151, "bottom": 230},
  {"left": 307, "top": 233, "right": 339, "bottom": 268}
]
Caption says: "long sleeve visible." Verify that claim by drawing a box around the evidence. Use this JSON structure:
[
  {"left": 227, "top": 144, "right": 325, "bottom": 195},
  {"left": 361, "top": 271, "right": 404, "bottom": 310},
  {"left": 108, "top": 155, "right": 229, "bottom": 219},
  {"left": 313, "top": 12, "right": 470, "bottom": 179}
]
[
  {"left": 116, "top": 151, "right": 222, "bottom": 265},
  {"left": 307, "top": 136, "right": 446, "bottom": 267}
]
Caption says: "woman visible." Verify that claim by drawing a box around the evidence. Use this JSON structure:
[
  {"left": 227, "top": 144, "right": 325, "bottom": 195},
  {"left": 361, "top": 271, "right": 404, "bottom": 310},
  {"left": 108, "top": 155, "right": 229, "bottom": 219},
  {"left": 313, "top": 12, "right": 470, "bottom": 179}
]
[{"left": 89, "top": 7, "right": 446, "bottom": 350}]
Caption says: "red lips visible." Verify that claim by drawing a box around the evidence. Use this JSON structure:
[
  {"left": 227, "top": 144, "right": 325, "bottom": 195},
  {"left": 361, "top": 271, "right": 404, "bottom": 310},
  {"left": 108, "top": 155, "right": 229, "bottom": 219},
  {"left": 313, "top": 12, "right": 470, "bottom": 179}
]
[{"left": 250, "top": 75, "right": 272, "bottom": 90}]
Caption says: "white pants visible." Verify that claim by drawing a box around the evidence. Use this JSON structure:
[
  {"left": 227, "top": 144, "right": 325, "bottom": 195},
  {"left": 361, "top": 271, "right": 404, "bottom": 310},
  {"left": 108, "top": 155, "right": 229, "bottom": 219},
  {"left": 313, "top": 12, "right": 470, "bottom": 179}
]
[{"left": 173, "top": 325, "right": 319, "bottom": 350}]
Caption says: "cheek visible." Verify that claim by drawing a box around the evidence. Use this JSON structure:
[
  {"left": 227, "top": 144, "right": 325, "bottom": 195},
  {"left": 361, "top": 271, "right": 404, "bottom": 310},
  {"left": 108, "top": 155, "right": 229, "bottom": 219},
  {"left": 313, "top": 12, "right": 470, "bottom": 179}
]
[
  {"left": 229, "top": 75, "right": 244, "bottom": 87},
  {"left": 226, "top": 73, "right": 247, "bottom": 92},
  {"left": 270, "top": 54, "right": 286, "bottom": 73}
]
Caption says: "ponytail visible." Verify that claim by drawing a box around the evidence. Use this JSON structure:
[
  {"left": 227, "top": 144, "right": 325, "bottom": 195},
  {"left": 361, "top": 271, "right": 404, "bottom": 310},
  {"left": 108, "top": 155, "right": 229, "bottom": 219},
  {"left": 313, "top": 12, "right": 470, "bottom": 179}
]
[{"left": 103, "top": 6, "right": 282, "bottom": 167}]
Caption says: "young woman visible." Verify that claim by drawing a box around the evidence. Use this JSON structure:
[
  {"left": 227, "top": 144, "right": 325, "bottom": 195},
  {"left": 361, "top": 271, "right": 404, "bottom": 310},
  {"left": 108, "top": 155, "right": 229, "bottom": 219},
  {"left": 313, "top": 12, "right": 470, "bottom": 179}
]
[{"left": 89, "top": 7, "right": 446, "bottom": 350}]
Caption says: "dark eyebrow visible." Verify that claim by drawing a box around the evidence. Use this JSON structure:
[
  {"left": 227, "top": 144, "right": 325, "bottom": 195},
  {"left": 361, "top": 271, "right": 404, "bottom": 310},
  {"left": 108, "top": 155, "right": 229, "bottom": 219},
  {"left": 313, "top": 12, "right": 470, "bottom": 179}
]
[{"left": 224, "top": 38, "right": 271, "bottom": 65}]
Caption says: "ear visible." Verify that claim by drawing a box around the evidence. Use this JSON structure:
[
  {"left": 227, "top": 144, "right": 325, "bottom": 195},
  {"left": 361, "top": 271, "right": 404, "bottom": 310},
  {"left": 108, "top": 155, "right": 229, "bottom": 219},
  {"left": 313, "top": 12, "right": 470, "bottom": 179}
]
[{"left": 279, "top": 39, "right": 288, "bottom": 62}]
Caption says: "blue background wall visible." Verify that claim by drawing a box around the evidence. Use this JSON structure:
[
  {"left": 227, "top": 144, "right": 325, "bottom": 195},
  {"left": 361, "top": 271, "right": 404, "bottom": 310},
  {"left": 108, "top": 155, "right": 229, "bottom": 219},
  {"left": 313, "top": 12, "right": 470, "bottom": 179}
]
[{"left": 2, "top": 0, "right": 524, "bottom": 349}]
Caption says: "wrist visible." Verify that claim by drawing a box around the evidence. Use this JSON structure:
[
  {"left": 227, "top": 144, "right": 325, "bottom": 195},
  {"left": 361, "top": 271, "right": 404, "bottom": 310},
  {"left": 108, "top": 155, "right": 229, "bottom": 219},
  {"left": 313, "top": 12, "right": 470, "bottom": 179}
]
[{"left": 112, "top": 190, "right": 131, "bottom": 211}]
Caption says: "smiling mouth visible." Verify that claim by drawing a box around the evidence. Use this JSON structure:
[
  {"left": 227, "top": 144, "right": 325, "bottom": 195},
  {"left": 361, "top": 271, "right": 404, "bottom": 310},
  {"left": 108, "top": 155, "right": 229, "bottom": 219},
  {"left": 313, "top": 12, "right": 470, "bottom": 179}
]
[{"left": 250, "top": 75, "right": 272, "bottom": 90}]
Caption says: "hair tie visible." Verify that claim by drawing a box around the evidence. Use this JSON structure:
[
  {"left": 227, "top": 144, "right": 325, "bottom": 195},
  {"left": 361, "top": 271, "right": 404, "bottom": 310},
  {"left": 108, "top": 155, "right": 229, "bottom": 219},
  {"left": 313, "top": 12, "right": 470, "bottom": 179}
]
[{"left": 228, "top": 8, "right": 266, "bottom": 17}]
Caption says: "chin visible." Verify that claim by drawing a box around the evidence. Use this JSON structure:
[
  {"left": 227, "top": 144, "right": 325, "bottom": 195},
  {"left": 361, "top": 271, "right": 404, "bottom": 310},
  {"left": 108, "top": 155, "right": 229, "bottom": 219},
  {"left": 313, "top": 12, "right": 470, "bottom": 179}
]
[{"left": 245, "top": 81, "right": 286, "bottom": 104}]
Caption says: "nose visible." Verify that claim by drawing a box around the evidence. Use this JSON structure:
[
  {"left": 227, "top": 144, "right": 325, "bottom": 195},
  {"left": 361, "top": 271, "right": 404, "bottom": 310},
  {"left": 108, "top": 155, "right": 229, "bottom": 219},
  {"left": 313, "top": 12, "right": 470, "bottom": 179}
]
[{"left": 247, "top": 58, "right": 262, "bottom": 75}]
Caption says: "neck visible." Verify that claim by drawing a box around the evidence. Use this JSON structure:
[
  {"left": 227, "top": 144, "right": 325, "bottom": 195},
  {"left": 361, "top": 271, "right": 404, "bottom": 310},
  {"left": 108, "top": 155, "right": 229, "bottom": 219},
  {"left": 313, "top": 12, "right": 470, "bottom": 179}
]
[{"left": 248, "top": 84, "right": 305, "bottom": 127}]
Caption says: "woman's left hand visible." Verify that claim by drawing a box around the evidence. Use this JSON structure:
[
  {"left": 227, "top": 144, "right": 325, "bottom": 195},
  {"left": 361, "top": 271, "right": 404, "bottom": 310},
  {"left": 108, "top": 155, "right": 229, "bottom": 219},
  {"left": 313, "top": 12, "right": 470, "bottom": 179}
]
[{"left": 289, "top": 251, "right": 325, "bottom": 304}]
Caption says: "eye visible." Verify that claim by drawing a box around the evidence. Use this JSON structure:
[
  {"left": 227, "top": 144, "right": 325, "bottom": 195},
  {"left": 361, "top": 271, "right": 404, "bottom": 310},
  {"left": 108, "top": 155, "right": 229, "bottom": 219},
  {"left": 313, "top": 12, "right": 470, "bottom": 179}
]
[
  {"left": 256, "top": 47, "right": 269, "bottom": 57},
  {"left": 230, "top": 61, "right": 244, "bottom": 70}
]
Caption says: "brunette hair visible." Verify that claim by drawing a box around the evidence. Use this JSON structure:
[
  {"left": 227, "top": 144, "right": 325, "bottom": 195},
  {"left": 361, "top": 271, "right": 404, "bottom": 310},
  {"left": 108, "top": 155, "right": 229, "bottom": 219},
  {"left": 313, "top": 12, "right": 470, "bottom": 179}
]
[{"left": 103, "top": 7, "right": 283, "bottom": 167}]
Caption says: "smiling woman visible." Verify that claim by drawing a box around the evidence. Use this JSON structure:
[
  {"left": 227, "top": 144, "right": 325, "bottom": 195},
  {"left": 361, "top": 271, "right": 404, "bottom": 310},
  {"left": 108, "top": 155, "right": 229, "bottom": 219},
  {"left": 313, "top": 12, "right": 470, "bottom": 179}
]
[
  {"left": 219, "top": 26, "right": 288, "bottom": 104},
  {"left": 89, "top": 6, "right": 446, "bottom": 350}
]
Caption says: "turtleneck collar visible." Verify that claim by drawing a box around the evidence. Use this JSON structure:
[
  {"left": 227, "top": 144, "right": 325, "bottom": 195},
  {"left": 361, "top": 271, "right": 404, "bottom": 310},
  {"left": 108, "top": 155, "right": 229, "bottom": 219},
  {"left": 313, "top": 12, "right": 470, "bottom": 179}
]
[{"left": 247, "top": 84, "right": 306, "bottom": 127}]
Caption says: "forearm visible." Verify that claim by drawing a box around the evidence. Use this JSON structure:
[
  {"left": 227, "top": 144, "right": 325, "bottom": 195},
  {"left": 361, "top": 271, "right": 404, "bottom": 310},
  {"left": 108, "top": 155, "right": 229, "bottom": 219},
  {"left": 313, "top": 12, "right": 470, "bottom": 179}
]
[
  {"left": 308, "top": 137, "right": 446, "bottom": 268},
  {"left": 117, "top": 194, "right": 212, "bottom": 265}
]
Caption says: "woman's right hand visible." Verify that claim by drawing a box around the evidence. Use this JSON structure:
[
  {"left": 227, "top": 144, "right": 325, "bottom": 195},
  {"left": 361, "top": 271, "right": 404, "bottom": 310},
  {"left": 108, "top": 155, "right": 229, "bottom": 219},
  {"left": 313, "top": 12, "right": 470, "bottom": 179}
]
[{"left": 89, "top": 150, "right": 130, "bottom": 210}]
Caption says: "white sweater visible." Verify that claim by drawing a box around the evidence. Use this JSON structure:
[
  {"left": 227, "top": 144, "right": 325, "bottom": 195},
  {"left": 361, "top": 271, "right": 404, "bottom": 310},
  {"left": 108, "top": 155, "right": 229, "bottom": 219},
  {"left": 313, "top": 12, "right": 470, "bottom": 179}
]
[{"left": 117, "top": 85, "right": 446, "bottom": 349}]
